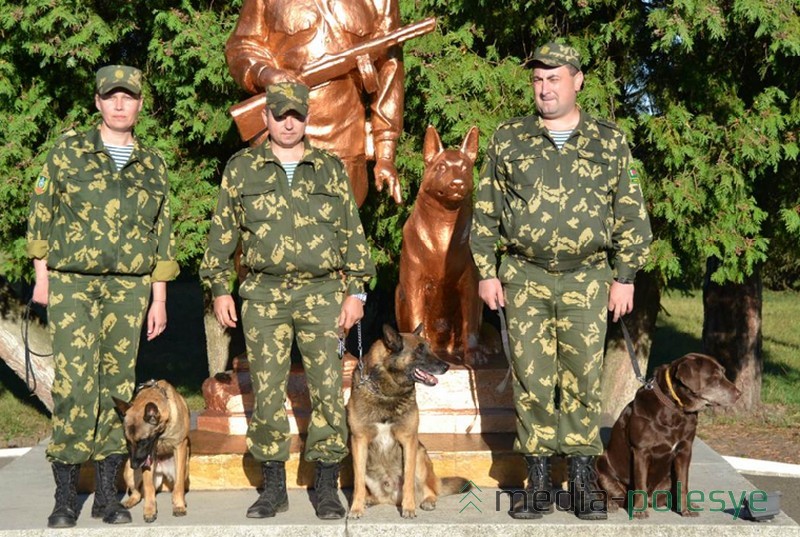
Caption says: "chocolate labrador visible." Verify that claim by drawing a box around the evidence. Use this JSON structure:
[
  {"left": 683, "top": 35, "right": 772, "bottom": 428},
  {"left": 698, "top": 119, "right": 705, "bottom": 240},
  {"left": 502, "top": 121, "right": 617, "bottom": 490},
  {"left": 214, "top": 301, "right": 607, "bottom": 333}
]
[{"left": 596, "top": 353, "right": 740, "bottom": 518}]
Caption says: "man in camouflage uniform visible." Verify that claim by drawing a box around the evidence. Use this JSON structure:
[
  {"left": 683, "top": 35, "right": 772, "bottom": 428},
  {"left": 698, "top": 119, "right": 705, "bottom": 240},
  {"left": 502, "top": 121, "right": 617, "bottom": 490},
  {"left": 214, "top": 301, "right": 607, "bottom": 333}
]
[
  {"left": 471, "top": 43, "right": 652, "bottom": 520},
  {"left": 200, "top": 82, "right": 375, "bottom": 520},
  {"left": 27, "top": 65, "right": 179, "bottom": 528}
]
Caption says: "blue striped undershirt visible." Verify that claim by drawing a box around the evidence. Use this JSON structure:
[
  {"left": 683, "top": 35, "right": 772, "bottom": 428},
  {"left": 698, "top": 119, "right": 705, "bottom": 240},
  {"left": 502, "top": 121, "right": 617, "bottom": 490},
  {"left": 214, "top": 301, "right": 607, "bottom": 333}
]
[
  {"left": 105, "top": 143, "right": 134, "bottom": 171},
  {"left": 283, "top": 162, "right": 299, "bottom": 186},
  {"left": 549, "top": 129, "right": 574, "bottom": 150}
]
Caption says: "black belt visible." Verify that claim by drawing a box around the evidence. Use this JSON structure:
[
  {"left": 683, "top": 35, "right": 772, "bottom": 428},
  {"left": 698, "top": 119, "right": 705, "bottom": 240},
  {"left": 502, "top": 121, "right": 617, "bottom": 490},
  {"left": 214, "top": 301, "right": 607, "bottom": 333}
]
[{"left": 511, "top": 251, "right": 608, "bottom": 273}]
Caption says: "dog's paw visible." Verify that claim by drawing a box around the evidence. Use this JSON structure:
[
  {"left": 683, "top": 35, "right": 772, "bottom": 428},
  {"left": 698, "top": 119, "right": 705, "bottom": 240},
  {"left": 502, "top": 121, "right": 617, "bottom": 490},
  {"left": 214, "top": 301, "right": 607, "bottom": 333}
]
[
  {"left": 144, "top": 511, "right": 158, "bottom": 523},
  {"left": 173, "top": 506, "right": 187, "bottom": 517},
  {"left": 607, "top": 501, "right": 620, "bottom": 513},
  {"left": 348, "top": 508, "right": 365, "bottom": 519},
  {"left": 348, "top": 502, "right": 366, "bottom": 519},
  {"left": 401, "top": 507, "right": 417, "bottom": 518},
  {"left": 632, "top": 510, "right": 649, "bottom": 520},
  {"left": 122, "top": 496, "right": 140, "bottom": 509},
  {"left": 420, "top": 498, "right": 436, "bottom": 511},
  {"left": 679, "top": 509, "right": 700, "bottom": 518}
]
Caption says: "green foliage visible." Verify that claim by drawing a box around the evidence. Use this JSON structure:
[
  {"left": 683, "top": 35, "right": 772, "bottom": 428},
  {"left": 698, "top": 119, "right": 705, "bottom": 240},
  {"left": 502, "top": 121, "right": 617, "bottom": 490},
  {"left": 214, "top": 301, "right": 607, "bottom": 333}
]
[
  {"left": 640, "top": 0, "right": 800, "bottom": 285},
  {"left": 0, "top": 0, "right": 244, "bottom": 283},
  {"left": 1, "top": 0, "right": 798, "bottom": 292}
]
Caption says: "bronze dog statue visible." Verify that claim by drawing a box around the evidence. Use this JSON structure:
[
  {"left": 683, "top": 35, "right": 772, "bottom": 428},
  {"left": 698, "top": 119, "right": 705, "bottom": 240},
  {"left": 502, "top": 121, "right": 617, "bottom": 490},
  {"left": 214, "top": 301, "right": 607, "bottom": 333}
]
[{"left": 395, "top": 125, "right": 485, "bottom": 364}]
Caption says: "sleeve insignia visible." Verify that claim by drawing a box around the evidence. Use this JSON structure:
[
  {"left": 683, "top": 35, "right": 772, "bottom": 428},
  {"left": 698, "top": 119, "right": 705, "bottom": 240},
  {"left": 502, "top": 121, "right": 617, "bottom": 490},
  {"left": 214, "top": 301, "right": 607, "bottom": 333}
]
[
  {"left": 628, "top": 166, "right": 640, "bottom": 184},
  {"left": 34, "top": 175, "right": 49, "bottom": 195}
]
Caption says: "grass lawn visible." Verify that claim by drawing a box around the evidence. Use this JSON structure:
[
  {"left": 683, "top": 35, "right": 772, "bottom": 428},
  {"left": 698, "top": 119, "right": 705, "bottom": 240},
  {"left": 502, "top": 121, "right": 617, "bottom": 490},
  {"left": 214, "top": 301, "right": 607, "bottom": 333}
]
[
  {"left": 652, "top": 289, "right": 800, "bottom": 414},
  {"left": 1, "top": 285, "right": 798, "bottom": 448}
]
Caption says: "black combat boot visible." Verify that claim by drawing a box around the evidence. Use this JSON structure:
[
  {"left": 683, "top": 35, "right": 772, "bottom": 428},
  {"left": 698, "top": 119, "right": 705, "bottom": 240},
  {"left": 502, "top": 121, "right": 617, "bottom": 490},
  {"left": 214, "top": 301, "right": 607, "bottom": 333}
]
[
  {"left": 510, "top": 456, "right": 553, "bottom": 519},
  {"left": 91, "top": 454, "right": 132, "bottom": 524},
  {"left": 47, "top": 462, "right": 81, "bottom": 528},
  {"left": 246, "top": 461, "right": 289, "bottom": 518},
  {"left": 314, "top": 462, "right": 346, "bottom": 519},
  {"left": 569, "top": 456, "right": 607, "bottom": 520}
]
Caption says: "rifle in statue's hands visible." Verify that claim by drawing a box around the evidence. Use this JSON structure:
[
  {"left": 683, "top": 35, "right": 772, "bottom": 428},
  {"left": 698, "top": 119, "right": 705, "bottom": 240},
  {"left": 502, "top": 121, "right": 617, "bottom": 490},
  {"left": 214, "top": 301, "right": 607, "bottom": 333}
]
[{"left": 229, "top": 17, "right": 437, "bottom": 143}]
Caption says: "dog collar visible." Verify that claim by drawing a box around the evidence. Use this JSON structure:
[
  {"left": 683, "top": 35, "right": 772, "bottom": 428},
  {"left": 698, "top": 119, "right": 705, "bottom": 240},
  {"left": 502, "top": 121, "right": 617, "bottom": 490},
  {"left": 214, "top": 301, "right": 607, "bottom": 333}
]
[
  {"left": 135, "top": 379, "right": 169, "bottom": 400},
  {"left": 664, "top": 369, "right": 684, "bottom": 408}
]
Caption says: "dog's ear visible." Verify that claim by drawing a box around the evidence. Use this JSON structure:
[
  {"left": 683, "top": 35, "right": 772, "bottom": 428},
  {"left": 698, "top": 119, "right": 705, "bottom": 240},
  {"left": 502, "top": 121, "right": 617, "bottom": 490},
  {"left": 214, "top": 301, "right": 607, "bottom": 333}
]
[
  {"left": 144, "top": 402, "right": 161, "bottom": 426},
  {"left": 673, "top": 354, "right": 705, "bottom": 393},
  {"left": 413, "top": 323, "right": 424, "bottom": 337},
  {"left": 423, "top": 125, "right": 443, "bottom": 165},
  {"left": 382, "top": 324, "right": 404, "bottom": 354},
  {"left": 460, "top": 126, "right": 479, "bottom": 164},
  {"left": 112, "top": 396, "right": 131, "bottom": 419}
]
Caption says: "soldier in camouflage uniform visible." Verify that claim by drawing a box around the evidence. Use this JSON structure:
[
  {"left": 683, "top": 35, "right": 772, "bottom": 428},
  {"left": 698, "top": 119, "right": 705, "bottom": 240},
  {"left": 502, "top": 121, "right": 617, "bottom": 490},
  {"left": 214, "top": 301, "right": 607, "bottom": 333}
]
[
  {"left": 200, "top": 82, "right": 375, "bottom": 520},
  {"left": 26, "top": 65, "right": 179, "bottom": 528},
  {"left": 471, "top": 43, "right": 652, "bottom": 521}
]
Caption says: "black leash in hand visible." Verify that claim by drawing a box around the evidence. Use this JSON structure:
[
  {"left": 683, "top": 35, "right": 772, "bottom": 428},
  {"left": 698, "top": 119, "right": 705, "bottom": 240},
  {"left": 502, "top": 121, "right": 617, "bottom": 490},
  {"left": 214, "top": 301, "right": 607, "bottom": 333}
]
[
  {"left": 619, "top": 316, "right": 647, "bottom": 385},
  {"left": 495, "top": 306, "right": 513, "bottom": 393},
  {"left": 21, "top": 300, "right": 52, "bottom": 394}
]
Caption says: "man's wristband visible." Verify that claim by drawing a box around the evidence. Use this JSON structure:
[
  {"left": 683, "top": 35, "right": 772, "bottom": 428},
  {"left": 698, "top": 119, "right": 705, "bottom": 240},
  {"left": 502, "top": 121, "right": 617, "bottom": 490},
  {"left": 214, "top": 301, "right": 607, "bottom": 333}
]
[
  {"left": 614, "top": 277, "right": 634, "bottom": 285},
  {"left": 352, "top": 292, "right": 367, "bottom": 304}
]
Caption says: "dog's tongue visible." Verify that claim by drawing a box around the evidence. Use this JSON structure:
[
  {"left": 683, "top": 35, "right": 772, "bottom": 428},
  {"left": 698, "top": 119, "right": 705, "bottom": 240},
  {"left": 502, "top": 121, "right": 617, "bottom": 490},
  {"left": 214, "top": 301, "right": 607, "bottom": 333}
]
[
  {"left": 144, "top": 454, "right": 153, "bottom": 469},
  {"left": 414, "top": 368, "right": 438, "bottom": 386}
]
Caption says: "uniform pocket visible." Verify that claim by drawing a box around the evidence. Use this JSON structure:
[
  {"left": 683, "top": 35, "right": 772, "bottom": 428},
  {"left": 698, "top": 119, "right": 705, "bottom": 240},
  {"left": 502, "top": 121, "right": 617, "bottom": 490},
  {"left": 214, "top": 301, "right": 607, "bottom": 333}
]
[
  {"left": 240, "top": 185, "right": 279, "bottom": 223},
  {"left": 136, "top": 189, "right": 163, "bottom": 229},
  {"left": 302, "top": 189, "right": 343, "bottom": 270},
  {"left": 307, "top": 190, "right": 340, "bottom": 224},
  {"left": 574, "top": 149, "right": 613, "bottom": 251},
  {"left": 502, "top": 155, "right": 545, "bottom": 247}
]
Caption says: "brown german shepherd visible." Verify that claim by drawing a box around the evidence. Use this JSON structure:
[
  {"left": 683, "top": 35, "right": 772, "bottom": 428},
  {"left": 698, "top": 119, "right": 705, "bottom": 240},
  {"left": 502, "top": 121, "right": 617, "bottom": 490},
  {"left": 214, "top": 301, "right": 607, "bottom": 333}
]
[
  {"left": 347, "top": 324, "right": 468, "bottom": 518},
  {"left": 113, "top": 379, "right": 190, "bottom": 523}
]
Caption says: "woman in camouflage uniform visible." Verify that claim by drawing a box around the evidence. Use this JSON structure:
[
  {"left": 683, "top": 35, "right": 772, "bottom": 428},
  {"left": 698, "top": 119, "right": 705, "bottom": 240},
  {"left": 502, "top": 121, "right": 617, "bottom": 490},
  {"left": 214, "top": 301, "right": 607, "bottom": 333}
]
[{"left": 27, "top": 65, "right": 179, "bottom": 528}]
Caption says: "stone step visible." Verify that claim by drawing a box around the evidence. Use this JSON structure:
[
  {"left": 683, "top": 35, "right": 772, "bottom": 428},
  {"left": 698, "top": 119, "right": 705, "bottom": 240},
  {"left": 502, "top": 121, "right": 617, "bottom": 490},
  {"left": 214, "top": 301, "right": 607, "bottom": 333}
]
[
  {"left": 186, "top": 431, "right": 532, "bottom": 491},
  {"left": 197, "top": 355, "right": 516, "bottom": 436}
]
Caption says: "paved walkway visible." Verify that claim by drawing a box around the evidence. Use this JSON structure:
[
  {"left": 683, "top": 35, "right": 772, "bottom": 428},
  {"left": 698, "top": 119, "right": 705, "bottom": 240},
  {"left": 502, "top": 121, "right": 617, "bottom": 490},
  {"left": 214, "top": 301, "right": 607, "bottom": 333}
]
[{"left": 0, "top": 440, "right": 797, "bottom": 537}]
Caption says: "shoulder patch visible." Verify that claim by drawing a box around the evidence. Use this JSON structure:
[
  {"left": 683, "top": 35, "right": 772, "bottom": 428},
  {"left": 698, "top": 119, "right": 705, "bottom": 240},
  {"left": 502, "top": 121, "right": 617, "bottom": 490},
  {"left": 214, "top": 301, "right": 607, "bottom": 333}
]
[
  {"left": 34, "top": 175, "right": 50, "bottom": 195},
  {"left": 628, "top": 165, "right": 640, "bottom": 184}
]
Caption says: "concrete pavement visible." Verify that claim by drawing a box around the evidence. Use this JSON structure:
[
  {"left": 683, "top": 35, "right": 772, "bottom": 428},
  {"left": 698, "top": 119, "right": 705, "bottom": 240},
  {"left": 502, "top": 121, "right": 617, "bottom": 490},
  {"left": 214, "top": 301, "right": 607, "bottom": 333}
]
[{"left": 0, "top": 439, "right": 798, "bottom": 537}]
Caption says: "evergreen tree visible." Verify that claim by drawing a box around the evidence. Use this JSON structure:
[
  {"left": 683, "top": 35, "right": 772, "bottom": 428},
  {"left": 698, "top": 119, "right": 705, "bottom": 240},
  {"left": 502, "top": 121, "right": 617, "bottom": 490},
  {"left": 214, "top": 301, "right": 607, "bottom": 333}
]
[{"left": 0, "top": 0, "right": 798, "bottom": 410}]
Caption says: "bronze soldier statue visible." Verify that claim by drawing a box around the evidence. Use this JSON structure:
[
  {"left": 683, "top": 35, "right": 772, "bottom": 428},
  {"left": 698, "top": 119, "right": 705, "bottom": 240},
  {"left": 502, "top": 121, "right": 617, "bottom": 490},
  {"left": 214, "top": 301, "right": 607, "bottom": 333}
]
[{"left": 227, "top": 0, "right": 434, "bottom": 206}]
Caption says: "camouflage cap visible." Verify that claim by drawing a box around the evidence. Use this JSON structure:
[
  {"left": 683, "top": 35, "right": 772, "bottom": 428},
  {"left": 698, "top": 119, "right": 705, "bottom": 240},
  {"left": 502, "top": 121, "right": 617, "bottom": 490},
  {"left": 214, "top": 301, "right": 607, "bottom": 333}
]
[
  {"left": 266, "top": 82, "right": 309, "bottom": 117},
  {"left": 532, "top": 42, "right": 582, "bottom": 71},
  {"left": 96, "top": 65, "right": 143, "bottom": 96}
]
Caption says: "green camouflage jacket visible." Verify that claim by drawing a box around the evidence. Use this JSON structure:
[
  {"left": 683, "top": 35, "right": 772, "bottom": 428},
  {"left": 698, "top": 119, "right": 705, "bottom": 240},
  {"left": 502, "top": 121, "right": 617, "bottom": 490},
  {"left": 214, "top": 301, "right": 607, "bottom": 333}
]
[
  {"left": 200, "top": 139, "right": 375, "bottom": 298},
  {"left": 26, "top": 125, "right": 179, "bottom": 281},
  {"left": 471, "top": 110, "right": 652, "bottom": 281}
]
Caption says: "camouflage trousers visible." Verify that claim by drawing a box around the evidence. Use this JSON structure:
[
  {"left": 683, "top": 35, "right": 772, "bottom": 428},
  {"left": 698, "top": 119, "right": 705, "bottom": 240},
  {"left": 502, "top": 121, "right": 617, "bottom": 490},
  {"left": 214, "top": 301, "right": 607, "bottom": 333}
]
[
  {"left": 499, "top": 255, "right": 612, "bottom": 457},
  {"left": 241, "top": 275, "right": 348, "bottom": 463},
  {"left": 46, "top": 271, "right": 151, "bottom": 464}
]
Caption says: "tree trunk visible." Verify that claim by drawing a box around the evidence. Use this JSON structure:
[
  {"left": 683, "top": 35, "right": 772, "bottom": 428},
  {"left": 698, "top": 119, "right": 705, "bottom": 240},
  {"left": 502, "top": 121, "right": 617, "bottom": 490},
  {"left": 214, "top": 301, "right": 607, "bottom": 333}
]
[
  {"left": 204, "top": 308, "right": 233, "bottom": 376},
  {"left": 203, "top": 287, "right": 246, "bottom": 376},
  {"left": 702, "top": 258, "right": 762, "bottom": 412},
  {"left": 601, "top": 270, "right": 661, "bottom": 426},
  {"left": 0, "top": 286, "right": 54, "bottom": 412}
]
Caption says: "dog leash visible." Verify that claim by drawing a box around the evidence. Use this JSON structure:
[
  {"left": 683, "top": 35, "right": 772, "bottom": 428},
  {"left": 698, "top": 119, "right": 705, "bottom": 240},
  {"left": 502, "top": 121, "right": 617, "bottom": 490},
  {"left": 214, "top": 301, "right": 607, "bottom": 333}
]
[
  {"left": 619, "top": 316, "right": 647, "bottom": 385},
  {"left": 495, "top": 306, "right": 513, "bottom": 393},
  {"left": 619, "top": 317, "right": 683, "bottom": 406},
  {"left": 339, "top": 321, "right": 372, "bottom": 389},
  {"left": 21, "top": 300, "right": 53, "bottom": 395}
]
